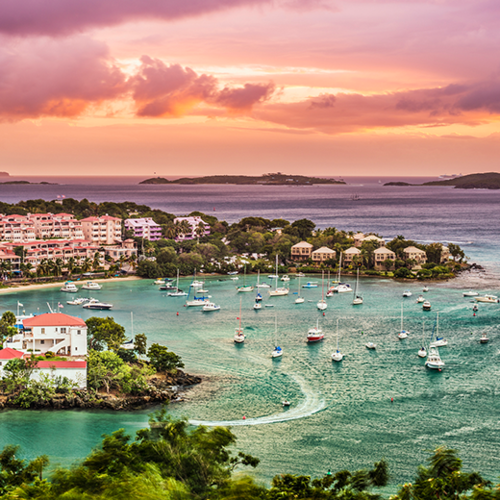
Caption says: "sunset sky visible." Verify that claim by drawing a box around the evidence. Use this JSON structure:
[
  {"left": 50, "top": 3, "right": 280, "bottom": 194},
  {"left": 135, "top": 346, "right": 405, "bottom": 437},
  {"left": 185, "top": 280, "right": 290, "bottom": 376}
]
[{"left": 1, "top": 0, "right": 500, "bottom": 177}]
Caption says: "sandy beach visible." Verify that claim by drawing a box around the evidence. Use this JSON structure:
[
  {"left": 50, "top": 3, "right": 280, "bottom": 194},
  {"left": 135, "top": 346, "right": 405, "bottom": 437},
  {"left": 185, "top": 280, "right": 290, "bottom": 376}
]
[{"left": 0, "top": 276, "right": 143, "bottom": 294}]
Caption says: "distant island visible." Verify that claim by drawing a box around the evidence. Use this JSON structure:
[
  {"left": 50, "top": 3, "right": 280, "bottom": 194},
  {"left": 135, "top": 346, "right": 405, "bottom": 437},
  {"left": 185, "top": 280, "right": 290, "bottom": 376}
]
[
  {"left": 0, "top": 181, "right": 58, "bottom": 185},
  {"left": 384, "top": 172, "right": 500, "bottom": 189},
  {"left": 0, "top": 172, "right": 9, "bottom": 177},
  {"left": 140, "top": 173, "right": 345, "bottom": 185}
]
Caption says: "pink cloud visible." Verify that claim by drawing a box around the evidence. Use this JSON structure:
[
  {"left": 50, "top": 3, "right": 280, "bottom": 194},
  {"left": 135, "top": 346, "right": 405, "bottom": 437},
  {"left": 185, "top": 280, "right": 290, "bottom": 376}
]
[{"left": 0, "top": 37, "right": 127, "bottom": 120}]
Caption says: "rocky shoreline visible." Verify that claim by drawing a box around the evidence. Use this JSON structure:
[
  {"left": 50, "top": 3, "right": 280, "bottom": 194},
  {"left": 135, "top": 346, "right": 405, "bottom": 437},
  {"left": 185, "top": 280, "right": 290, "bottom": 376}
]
[{"left": 0, "top": 370, "right": 202, "bottom": 411}]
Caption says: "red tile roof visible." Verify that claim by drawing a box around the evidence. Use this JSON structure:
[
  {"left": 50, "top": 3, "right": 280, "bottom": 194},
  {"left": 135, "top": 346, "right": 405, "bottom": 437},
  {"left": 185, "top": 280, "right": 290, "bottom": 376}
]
[
  {"left": 36, "top": 361, "right": 87, "bottom": 369},
  {"left": 0, "top": 348, "right": 24, "bottom": 360},
  {"left": 23, "top": 313, "right": 86, "bottom": 328}
]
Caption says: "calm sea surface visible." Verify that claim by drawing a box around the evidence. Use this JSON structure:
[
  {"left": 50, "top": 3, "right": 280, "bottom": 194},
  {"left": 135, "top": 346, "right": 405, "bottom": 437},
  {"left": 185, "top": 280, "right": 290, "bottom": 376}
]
[{"left": 0, "top": 176, "right": 499, "bottom": 489}]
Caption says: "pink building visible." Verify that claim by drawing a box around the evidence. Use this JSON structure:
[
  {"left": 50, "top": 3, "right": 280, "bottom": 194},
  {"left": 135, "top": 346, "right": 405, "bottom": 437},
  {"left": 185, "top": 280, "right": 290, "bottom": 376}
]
[
  {"left": 124, "top": 217, "right": 162, "bottom": 241},
  {"left": 173, "top": 216, "right": 210, "bottom": 241},
  {"left": 81, "top": 215, "right": 122, "bottom": 245}
]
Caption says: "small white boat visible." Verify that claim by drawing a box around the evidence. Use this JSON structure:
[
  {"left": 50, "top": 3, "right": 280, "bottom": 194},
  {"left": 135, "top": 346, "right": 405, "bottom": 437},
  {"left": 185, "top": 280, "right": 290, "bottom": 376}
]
[
  {"left": 83, "top": 299, "right": 113, "bottom": 310},
  {"left": 307, "top": 318, "right": 324, "bottom": 343},
  {"left": 168, "top": 269, "right": 188, "bottom": 296},
  {"left": 302, "top": 282, "right": 318, "bottom": 289},
  {"left": 418, "top": 347, "right": 427, "bottom": 358},
  {"left": 398, "top": 302, "right": 409, "bottom": 339},
  {"left": 237, "top": 285, "right": 255, "bottom": 292},
  {"left": 463, "top": 290, "right": 479, "bottom": 297},
  {"left": 269, "top": 255, "right": 289, "bottom": 296},
  {"left": 61, "top": 281, "right": 78, "bottom": 293},
  {"left": 423, "top": 300, "right": 431, "bottom": 311},
  {"left": 295, "top": 273, "right": 305, "bottom": 277},
  {"left": 120, "top": 340, "right": 135, "bottom": 350},
  {"left": 256, "top": 283, "right": 271, "bottom": 288},
  {"left": 429, "top": 312, "right": 447, "bottom": 347},
  {"left": 253, "top": 302, "right": 262, "bottom": 310},
  {"left": 281, "top": 275, "right": 290, "bottom": 282},
  {"left": 230, "top": 276, "right": 239, "bottom": 281},
  {"left": 425, "top": 346, "right": 444, "bottom": 370},
  {"left": 202, "top": 302, "right": 220, "bottom": 312},
  {"left": 81, "top": 281, "right": 102, "bottom": 290},
  {"left": 402, "top": 290, "right": 412, "bottom": 297},
  {"left": 186, "top": 297, "right": 211, "bottom": 307},
  {"left": 265, "top": 304, "right": 275, "bottom": 307},
  {"left": 234, "top": 300, "right": 245, "bottom": 343},
  {"left": 295, "top": 297, "right": 305, "bottom": 304},
  {"left": 422, "top": 286, "right": 429, "bottom": 293},
  {"left": 191, "top": 280, "right": 204, "bottom": 287},
  {"left": 282, "top": 400, "right": 291, "bottom": 407},
  {"left": 333, "top": 283, "right": 353, "bottom": 293},
  {"left": 416, "top": 295, "right": 424, "bottom": 303},
  {"left": 475, "top": 294, "right": 499, "bottom": 303},
  {"left": 154, "top": 278, "right": 169, "bottom": 285},
  {"left": 365, "top": 342, "right": 377, "bottom": 349},
  {"left": 67, "top": 297, "right": 88, "bottom": 305},
  {"left": 268, "top": 274, "right": 279, "bottom": 279},
  {"left": 331, "top": 319, "right": 343, "bottom": 361},
  {"left": 479, "top": 333, "right": 489, "bottom": 344}
]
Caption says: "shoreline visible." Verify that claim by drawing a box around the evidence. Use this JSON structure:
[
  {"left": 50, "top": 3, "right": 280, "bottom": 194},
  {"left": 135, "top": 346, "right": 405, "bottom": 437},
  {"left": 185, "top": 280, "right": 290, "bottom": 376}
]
[{"left": 0, "top": 275, "right": 143, "bottom": 294}]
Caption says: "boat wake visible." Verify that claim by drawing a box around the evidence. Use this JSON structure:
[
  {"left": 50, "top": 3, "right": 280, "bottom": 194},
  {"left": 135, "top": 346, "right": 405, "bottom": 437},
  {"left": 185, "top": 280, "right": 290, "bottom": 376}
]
[{"left": 189, "top": 375, "right": 326, "bottom": 427}]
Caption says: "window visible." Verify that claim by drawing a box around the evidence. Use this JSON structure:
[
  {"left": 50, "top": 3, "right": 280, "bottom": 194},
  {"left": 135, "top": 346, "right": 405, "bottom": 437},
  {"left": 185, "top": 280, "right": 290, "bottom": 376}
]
[
  {"left": 41, "top": 340, "right": 45, "bottom": 344},
  {"left": 75, "top": 347, "right": 78, "bottom": 351},
  {"left": 61, "top": 328, "right": 66, "bottom": 334},
  {"left": 77, "top": 330, "right": 81, "bottom": 335},
  {"left": 55, "top": 328, "right": 58, "bottom": 332},
  {"left": 41, "top": 328, "right": 45, "bottom": 334}
]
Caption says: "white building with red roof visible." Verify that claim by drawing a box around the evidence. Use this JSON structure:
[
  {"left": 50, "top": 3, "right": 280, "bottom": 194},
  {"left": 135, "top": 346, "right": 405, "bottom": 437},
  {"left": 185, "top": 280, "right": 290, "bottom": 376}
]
[
  {"left": 0, "top": 348, "right": 87, "bottom": 388},
  {"left": 4, "top": 313, "right": 88, "bottom": 356}
]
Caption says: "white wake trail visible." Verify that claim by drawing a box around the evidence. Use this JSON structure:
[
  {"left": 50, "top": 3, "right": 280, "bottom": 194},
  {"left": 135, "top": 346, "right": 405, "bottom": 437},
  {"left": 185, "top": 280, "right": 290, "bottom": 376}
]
[{"left": 189, "top": 374, "right": 326, "bottom": 427}]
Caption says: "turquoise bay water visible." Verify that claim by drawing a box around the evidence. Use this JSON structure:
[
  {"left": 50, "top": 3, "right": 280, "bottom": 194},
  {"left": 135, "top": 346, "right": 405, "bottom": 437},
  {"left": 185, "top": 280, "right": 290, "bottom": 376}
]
[{"left": 1, "top": 276, "right": 499, "bottom": 486}]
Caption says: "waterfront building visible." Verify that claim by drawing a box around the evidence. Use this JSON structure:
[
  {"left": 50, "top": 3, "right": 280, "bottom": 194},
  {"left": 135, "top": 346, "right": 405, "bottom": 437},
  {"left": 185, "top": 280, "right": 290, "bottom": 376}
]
[
  {"left": 124, "top": 217, "right": 162, "bottom": 241},
  {"left": 290, "top": 241, "right": 313, "bottom": 261},
  {"left": 403, "top": 246, "right": 427, "bottom": 268},
  {"left": 343, "top": 247, "right": 362, "bottom": 266},
  {"left": 373, "top": 247, "right": 397, "bottom": 270},
  {"left": 30, "top": 213, "right": 84, "bottom": 240},
  {"left": 81, "top": 215, "right": 122, "bottom": 245},
  {"left": 103, "top": 239, "right": 137, "bottom": 261},
  {"left": 0, "top": 248, "right": 21, "bottom": 272},
  {"left": 311, "top": 246, "right": 336, "bottom": 263},
  {"left": 173, "top": 216, "right": 210, "bottom": 241},
  {"left": 4, "top": 313, "right": 88, "bottom": 356},
  {"left": 0, "top": 214, "right": 36, "bottom": 242},
  {"left": 354, "top": 232, "right": 385, "bottom": 248}
]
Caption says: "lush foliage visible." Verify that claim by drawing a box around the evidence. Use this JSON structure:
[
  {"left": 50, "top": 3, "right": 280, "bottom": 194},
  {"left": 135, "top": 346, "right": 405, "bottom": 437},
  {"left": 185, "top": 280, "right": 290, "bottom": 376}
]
[
  {"left": 147, "top": 343, "right": 184, "bottom": 373},
  {"left": 85, "top": 316, "right": 127, "bottom": 352}
]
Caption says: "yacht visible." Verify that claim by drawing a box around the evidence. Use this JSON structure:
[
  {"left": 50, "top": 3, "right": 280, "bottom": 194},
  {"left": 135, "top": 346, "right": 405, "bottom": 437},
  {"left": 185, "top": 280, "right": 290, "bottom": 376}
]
[
  {"left": 475, "top": 294, "right": 499, "bottom": 303},
  {"left": 61, "top": 281, "right": 78, "bottom": 293},
  {"left": 281, "top": 275, "right": 290, "bottom": 282},
  {"left": 463, "top": 290, "right": 479, "bottom": 297},
  {"left": 234, "top": 299, "right": 245, "bottom": 343},
  {"left": 332, "top": 283, "right": 353, "bottom": 293},
  {"left": 81, "top": 281, "right": 102, "bottom": 290},
  {"left": 479, "top": 332, "right": 489, "bottom": 344},
  {"left": 416, "top": 295, "right": 425, "bottom": 303},
  {"left": 425, "top": 346, "right": 445, "bottom": 370},
  {"left": 422, "top": 300, "right": 431, "bottom": 311},
  {"left": 256, "top": 282, "right": 271, "bottom": 288},
  {"left": 190, "top": 280, "right": 204, "bottom": 288},
  {"left": 307, "top": 319, "right": 324, "bottom": 343},
  {"left": 154, "top": 278, "right": 172, "bottom": 285},
  {"left": 83, "top": 299, "right": 113, "bottom": 310},
  {"left": 67, "top": 297, "right": 89, "bottom": 306},
  {"left": 202, "top": 302, "right": 220, "bottom": 312},
  {"left": 168, "top": 269, "right": 188, "bottom": 296},
  {"left": 422, "top": 286, "right": 429, "bottom": 293},
  {"left": 402, "top": 290, "right": 412, "bottom": 297},
  {"left": 317, "top": 271, "right": 327, "bottom": 310}
]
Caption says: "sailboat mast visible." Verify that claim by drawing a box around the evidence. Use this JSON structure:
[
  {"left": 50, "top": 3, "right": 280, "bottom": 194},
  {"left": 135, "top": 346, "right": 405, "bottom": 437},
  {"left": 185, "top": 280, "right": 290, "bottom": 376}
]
[
  {"left": 336, "top": 318, "right": 340, "bottom": 349},
  {"left": 401, "top": 302, "right": 403, "bottom": 331}
]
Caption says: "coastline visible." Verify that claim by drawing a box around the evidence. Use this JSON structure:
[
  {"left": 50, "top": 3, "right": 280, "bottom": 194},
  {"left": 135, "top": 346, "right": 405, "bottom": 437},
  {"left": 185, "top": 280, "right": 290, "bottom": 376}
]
[{"left": 0, "top": 275, "right": 143, "bottom": 294}]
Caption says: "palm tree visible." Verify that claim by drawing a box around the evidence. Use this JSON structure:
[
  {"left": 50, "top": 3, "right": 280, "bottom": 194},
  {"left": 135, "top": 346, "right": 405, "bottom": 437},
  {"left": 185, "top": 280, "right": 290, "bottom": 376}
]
[
  {"left": 53, "top": 258, "right": 63, "bottom": 276},
  {"left": 164, "top": 223, "right": 177, "bottom": 240},
  {"left": 195, "top": 222, "right": 206, "bottom": 243},
  {"left": 81, "top": 257, "right": 92, "bottom": 273},
  {"left": 128, "top": 253, "right": 137, "bottom": 271},
  {"left": 179, "top": 220, "right": 192, "bottom": 240},
  {"left": 66, "top": 257, "right": 76, "bottom": 276},
  {"left": 92, "top": 252, "right": 101, "bottom": 271},
  {"left": 118, "top": 254, "right": 126, "bottom": 271}
]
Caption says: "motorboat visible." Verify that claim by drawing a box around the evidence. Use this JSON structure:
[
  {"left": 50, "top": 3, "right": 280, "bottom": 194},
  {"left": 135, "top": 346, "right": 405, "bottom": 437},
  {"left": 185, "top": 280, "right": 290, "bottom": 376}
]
[
  {"left": 186, "top": 297, "right": 211, "bottom": 307},
  {"left": 331, "top": 319, "right": 343, "bottom": 361},
  {"left": 230, "top": 277, "right": 239, "bottom": 281},
  {"left": 416, "top": 295, "right": 425, "bottom": 303},
  {"left": 365, "top": 342, "right": 377, "bottom": 349},
  {"left": 191, "top": 280, "right": 204, "bottom": 287},
  {"left": 265, "top": 304, "right": 274, "bottom": 307},
  {"left": 418, "top": 346, "right": 427, "bottom": 358},
  {"left": 463, "top": 290, "right": 479, "bottom": 297},
  {"left": 333, "top": 283, "right": 353, "bottom": 293},
  {"left": 422, "top": 300, "right": 431, "bottom": 311},
  {"left": 425, "top": 346, "right": 445, "bottom": 370},
  {"left": 295, "top": 273, "right": 305, "bottom": 277},
  {"left": 307, "top": 319, "right": 324, "bottom": 343},
  {"left": 67, "top": 297, "right": 89, "bottom": 305},
  {"left": 480, "top": 333, "right": 489, "bottom": 344},
  {"left": 227, "top": 271, "right": 238, "bottom": 275},
  {"left": 268, "top": 274, "right": 279, "bottom": 279},
  {"left": 422, "top": 286, "right": 429, "bottom": 293},
  {"left": 253, "top": 302, "right": 262, "bottom": 310},
  {"left": 302, "top": 282, "right": 318, "bottom": 289},
  {"left": 120, "top": 339, "right": 135, "bottom": 350},
  {"left": 83, "top": 299, "right": 113, "bottom": 310},
  {"left": 295, "top": 297, "right": 305, "bottom": 304},
  {"left": 154, "top": 278, "right": 172, "bottom": 285},
  {"left": 398, "top": 302, "right": 409, "bottom": 339},
  {"left": 61, "top": 281, "right": 78, "bottom": 293},
  {"left": 202, "top": 302, "right": 220, "bottom": 312},
  {"left": 281, "top": 275, "right": 290, "bottom": 282},
  {"left": 282, "top": 400, "right": 291, "bottom": 407},
  {"left": 256, "top": 282, "right": 271, "bottom": 288},
  {"left": 402, "top": 290, "right": 412, "bottom": 297},
  {"left": 81, "top": 281, "right": 102, "bottom": 290},
  {"left": 475, "top": 294, "right": 499, "bottom": 303}
]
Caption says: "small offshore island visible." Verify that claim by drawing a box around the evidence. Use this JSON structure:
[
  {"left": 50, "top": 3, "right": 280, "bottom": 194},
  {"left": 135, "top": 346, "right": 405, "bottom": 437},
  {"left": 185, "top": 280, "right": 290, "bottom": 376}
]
[
  {"left": 384, "top": 171, "right": 500, "bottom": 189},
  {"left": 140, "top": 172, "right": 345, "bottom": 185}
]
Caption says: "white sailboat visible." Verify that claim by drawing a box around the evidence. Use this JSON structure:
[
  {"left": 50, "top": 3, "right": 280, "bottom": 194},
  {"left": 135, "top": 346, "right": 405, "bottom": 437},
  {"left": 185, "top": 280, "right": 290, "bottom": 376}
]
[
  {"left": 269, "top": 255, "right": 289, "bottom": 296},
  {"left": 254, "top": 270, "right": 263, "bottom": 309},
  {"left": 430, "top": 312, "right": 447, "bottom": 347},
  {"left": 271, "top": 314, "right": 283, "bottom": 358},
  {"left": 237, "top": 264, "right": 254, "bottom": 292},
  {"left": 331, "top": 318, "right": 343, "bottom": 361},
  {"left": 417, "top": 321, "right": 427, "bottom": 358},
  {"left": 332, "top": 253, "right": 353, "bottom": 293},
  {"left": 234, "top": 299, "right": 245, "bottom": 343},
  {"left": 317, "top": 270, "right": 327, "bottom": 310},
  {"left": 295, "top": 274, "right": 305, "bottom": 303},
  {"left": 352, "top": 268, "right": 363, "bottom": 305},
  {"left": 398, "top": 302, "right": 409, "bottom": 339},
  {"left": 168, "top": 269, "right": 188, "bottom": 296}
]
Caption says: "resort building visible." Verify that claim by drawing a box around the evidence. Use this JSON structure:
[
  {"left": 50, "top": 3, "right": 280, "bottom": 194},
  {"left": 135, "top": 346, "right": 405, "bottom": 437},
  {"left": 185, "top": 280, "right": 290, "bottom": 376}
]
[
  {"left": 354, "top": 232, "right": 385, "bottom": 248},
  {"left": 124, "top": 217, "right": 162, "bottom": 241},
  {"left": 102, "top": 239, "right": 137, "bottom": 261},
  {"left": 30, "top": 213, "right": 84, "bottom": 240},
  {"left": 0, "top": 248, "right": 21, "bottom": 272},
  {"left": 4, "top": 313, "right": 88, "bottom": 356},
  {"left": 440, "top": 245, "right": 451, "bottom": 263},
  {"left": 373, "top": 247, "right": 397, "bottom": 270},
  {"left": 342, "top": 247, "right": 361, "bottom": 266},
  {"left": 311, "top": 246, "right": 336, "bottom": 263},
  {"left": 81, "top": 215, "right": 122, "bottom": 245},
  {"left": 0, "top": 215, "right": 36, "bottom": 243},
  {"left": 290, "top": 241, "right": 313, "bottom": 261},
  {"left": 173, "top": 216, "right": 210, "bottom": 242},
  {"left": 0, "top": 348, "right": 87, "bottom": 389},
  {"left": 403, "top": 246, "right": 427, "bottom": 268}
]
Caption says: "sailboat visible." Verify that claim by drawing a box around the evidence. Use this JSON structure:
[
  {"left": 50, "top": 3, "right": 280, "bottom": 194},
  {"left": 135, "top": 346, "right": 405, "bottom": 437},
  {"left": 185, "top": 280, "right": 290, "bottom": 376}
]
[
  {"left": 430, "top": 312, "right": 447, "bottom": 347},
  {"left": 307, "top": 318, "right": 324, "bottom": 342},
  {"left": 417, "top": 321, "right": 427, "bottom": 358},
  {"left": 168, "top": 269, "right": 188, "bottom": 296},
  {"left": 332, "top": 252, "right": 353, "bottom": 293},
  {"left": 234, "top": 299, "right": 245, "bottom": 343},
  {"left": 397, "top": 302, "right": 409, "bottom": 339},
  {"left": 352, "top": 268, "right": 363, "bottom": 305},
  {"left": 254, "top": 271, "right": 263, "bottom": 309},
  {"left": 331, "top": 318, "right": 343, "bottom": 361},
  {"left": 190, "top": 269, "right": 204, "bottom": 288},
  {"left": 271, "top": 314, "right": 283, "bottom": 358},
  {"left": 317, "top": 270, "right": 327, "bottom": 310},
  {"left": 295, "top": 274, "right": 305, "bottom": 304},
  {"left": 269, "top": 255, "right": 289, "bottom": 296},
  {"left": 237, "top": 264, "right": 254, "bottom": 292}
]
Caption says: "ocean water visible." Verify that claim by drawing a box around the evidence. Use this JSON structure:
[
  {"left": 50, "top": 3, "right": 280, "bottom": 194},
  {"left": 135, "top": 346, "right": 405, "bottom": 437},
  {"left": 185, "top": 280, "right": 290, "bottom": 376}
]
[{"left": 0, "top": 177, "right": 499, "bottom": 488}]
